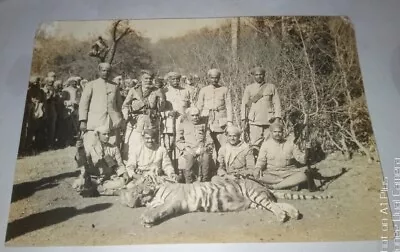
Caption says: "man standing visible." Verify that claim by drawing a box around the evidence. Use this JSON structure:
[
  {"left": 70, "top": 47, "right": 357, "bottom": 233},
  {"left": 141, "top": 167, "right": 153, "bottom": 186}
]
[
  {"left": 62, "top": 77, "right": 80, "bottom": 146},
  {"left": 162, "top": 72, "right": 191, "bottom": 160},
  {"left": 26, "top": 76, "right": 46, "bottom": 153},
  {"left": 42, "top": 76, "right": 57, "bottom": 150},
  {"left": 197, "top": 68, "right": 233, "bottom": 153},
  {"left": 255, "top": 121, "right": 310, "bottom": 190},
  {"left": 184, "top": 74, "right": 200, "bottom": 104},
  {"left": 79, "top": 62, "right": 124, "bottom": 152},
  {"left": 217, "top": 125, "right": 256, "bottom": 177},
  {"left": 241, "top": 67, "right": 282, "bottom": 148},
  {"left": 121, "top": 70, "right": 165, "bottom": 160},
  {"left": 176, "top": 107, "right": 214, "bottom": 183}
]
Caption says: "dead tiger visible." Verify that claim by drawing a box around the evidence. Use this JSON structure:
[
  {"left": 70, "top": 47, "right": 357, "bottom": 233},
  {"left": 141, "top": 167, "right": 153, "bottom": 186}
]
[{"left": 120, "top": 175, "right": 332, "bottom": 227}]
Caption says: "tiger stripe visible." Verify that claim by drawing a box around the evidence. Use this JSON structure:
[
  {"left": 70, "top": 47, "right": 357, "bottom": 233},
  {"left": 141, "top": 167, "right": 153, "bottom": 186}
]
[
  {"left": 127, "top": 176, "right": 333, "bottom": 227},
  {"left": 272, "top": 190, "right": 332, "bottom": 200}
]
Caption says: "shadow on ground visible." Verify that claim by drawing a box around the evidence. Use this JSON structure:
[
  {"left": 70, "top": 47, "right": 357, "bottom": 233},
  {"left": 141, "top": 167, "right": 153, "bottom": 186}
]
[
  {"left": 10, "top": 170, "right": 80, "bottom": 203},
  {"left": 5, "top": 203, "right": 112, "bottom": 242}
]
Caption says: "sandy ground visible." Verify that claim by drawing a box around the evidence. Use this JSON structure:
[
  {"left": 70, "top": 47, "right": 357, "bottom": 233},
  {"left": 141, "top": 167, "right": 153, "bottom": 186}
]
[{"left": 4, "top": 147, "right": 391, "bottom": 246}]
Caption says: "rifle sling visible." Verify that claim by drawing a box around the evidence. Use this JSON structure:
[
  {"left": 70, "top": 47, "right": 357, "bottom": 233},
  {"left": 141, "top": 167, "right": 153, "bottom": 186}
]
[{"left": 246, "top": 83, "right": 268, "bottom": 108}]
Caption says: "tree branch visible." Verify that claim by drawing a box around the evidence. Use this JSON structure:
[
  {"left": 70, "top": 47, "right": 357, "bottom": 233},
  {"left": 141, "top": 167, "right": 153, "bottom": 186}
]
[
  {"left": 116, "top": 27, "right": 132, "bottom": 42},
  {"left": 325, "top": 129, "right": 343, "bottom": 151},
  {"left": 112, "top": 20, "right": 121, "bottom": 41},
  {"left": 294, "top": 17, "right": 319, "bottom": 116}
]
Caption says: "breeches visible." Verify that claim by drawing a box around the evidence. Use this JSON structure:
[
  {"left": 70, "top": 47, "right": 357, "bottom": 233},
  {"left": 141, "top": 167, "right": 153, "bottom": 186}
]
[
  {"left": 178, "top": 151, "right": 213, "bottom": 183},
  {"left": 210, "top": 131, "right": 226, "bottom": 153}
]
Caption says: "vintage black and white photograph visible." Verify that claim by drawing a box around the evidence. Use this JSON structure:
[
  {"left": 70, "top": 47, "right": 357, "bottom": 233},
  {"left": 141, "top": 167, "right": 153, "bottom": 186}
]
[{"left": 5, "top": 16, "right": 389, "bottom": 246}]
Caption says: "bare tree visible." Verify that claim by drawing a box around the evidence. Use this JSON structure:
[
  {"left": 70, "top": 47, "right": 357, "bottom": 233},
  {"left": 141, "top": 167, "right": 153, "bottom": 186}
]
[{"left": 89, "top": 20, "right": 134, "bottom": 65}]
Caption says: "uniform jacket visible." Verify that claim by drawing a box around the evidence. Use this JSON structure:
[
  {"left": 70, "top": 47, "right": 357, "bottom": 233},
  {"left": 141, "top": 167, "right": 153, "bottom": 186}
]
[
  {"left": 175, "top": 117, "right": 213, "bottom": 155},
  {"left": 126, "top": 143, "right": 175, "bottom": 177},
  {"left": 255, "top": 137, "right": 306, "bottom": 171},
  {"left": 184, "top": 84, "right": 200, "bottom": 104},
  {"left": 79, "top": 78, "right": 123, "bottom": 131},
  {"left": 241, "top": 82, "right": 281, "bottom": 125},
  {"left": 121, "top": 86, "right": 165, "bottom": 131},
  {"left": 164, "top": 85, "right": 191, "bottom": 115},
  {"left": 218, "top": 141, "right": 255, "bottom": 173},
  {"left": 196, "top": 84, "right": 233, "bottom": 133},
  {"left": 87, "top": 140, "right": 125, "bottom": 177}
]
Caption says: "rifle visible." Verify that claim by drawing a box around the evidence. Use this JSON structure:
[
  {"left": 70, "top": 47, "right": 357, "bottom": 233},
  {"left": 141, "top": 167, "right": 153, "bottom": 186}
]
[
  {"left": 302, "top": 113, "right": 317, "bottom": 192},
  {"left": 242, "top": 104, "right": 250, "bottom": 143},
  {"left": 156, "top": 97, "right": 163, "bottom": 145},
  {"left": 171, "top": 113, "right": 177, "bottom": 169},
  {"left": 198, "top": 110, "right": 211, "bottom": 181}
]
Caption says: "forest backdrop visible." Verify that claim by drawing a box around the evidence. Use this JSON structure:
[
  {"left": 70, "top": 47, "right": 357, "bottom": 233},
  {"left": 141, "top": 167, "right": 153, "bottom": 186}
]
[{"left": 30, "top": 16, "right": 378, "bottom": 163}]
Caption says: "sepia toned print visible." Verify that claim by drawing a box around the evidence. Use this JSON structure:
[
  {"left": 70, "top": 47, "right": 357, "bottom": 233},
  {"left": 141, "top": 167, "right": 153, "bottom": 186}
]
[{"left": 5, "top": 17, "right": 391, "bottom": 246}]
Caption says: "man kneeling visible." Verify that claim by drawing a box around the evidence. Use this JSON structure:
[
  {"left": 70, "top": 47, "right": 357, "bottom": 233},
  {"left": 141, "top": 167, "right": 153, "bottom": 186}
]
[
  {"left": 123, "top": 128, "right": 177, "bottom": 188},
  {"left": 72, "top": 125, "right": 127, "bottom": 196},
  {"left": 255, "top": 121, "right": 310, "bottom": 190}
]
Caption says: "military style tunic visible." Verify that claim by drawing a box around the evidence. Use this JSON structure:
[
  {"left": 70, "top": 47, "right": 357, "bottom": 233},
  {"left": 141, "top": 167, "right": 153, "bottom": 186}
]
[
  {"left": 79, "top": 78, "right": 123, "bottom": 131},
  {"left": 164, "top": 85, "right": 191, "bottom": 116},
  {"left": 175, "top": 117, "right": 214, "bottom": 182},
  {"left": 240, "top": 82, "right": 281, "bottom": 126},
  {"left": 175, "top": 118, "right": 214, "bottom": 156},
  {"left": 241, "top": 82, "right": 282, "bottom": 146},
  {"left": 121, "top": 86, "right": 165, "bottom": 160},
  {"left": 74, "top": 140, "right": 126, "bottom": 195},
  {"left": 86, "top": 140, "right": 125, "bottom": 178},
  {"left": 255, "top": 137, "right": 307, "bottom": 178},
  {"left": 122, "top": 86, "right": 165, "bottom": 132},
  {"left": 197, "top": 84, "right": 233, "bottom": 133},
  {"left": 161, "top": 85, "right": 191, "bottom": 136},
  {"left": 217, "top": 141, "right": 255, "bottom": 174},
  {"left": 125, "top": 143, "right": 175, "bottom": 178}
]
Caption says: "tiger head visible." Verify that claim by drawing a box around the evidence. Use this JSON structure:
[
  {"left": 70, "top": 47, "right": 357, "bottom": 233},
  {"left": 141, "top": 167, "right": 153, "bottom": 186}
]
[{"left": 120, "top": 182, "right": 158, "bottom": 208}]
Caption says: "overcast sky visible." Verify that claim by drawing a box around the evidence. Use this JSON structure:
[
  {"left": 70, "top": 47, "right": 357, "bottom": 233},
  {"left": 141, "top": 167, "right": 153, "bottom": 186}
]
[{"left": 40, "top": 18, "right": 230, "bottom": 43}]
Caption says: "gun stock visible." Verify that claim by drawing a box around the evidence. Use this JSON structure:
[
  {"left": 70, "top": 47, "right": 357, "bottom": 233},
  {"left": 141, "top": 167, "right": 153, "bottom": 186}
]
[{"left": 303, "top": 123, "right": 317, "bottom": 192}]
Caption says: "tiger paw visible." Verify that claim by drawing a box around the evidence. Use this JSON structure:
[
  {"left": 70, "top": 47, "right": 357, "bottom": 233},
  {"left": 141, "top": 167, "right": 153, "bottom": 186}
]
[
  {"left": 143, "top": 223, "right": 153, "bottom": 228},
  {"left": 287, "top": 209, "right": 300, "bottom": 220},
  {"left": 120, "top": 190, "right": 135, "bottom": 208},
  {"left": 277, "top": 212, "right": 289, "bottom": 223},
  {"left": 141, "top": 211, "right": 157, "bottom": 227}
]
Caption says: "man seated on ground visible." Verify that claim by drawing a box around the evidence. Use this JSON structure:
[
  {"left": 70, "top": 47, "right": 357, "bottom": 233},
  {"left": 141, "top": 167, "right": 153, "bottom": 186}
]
[
  {"left": 72, "top": 125, "right": 127, "bottom": 195},
  {"left": 123, "top": 128, "right": 177, "bottom": 188},
  {"left": 175, "top": 106, "right": 214, "bottom": 183},
  {"left": 217, "top": 125, "right": 256, "bottom": 178},
  {"left": 255, "top": 120, "right": 310, "bottom": 190}
]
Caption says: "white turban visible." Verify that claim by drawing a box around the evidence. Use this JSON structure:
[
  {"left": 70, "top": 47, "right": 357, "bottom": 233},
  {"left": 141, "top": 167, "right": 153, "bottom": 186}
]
[
  {"left": 186, "top": 106, "right": 200, "bottom": 115},
  {"left": 167, "top": 72, "right": 181, "bottom": 79},
  {"left": 226, "top": 125, "right": 241, "bottom": 135},
  {"left": 94, "top": 125, "right": 110, "bottom": 134},
  {"left": 47, "top": 72, "right": 56, "bottom": 78},
  {"left": 207, "top": 68, "right": 221, "bottom": 77},
  {"left": 99, "top": 62, "right": 111, "bottom": 70}
]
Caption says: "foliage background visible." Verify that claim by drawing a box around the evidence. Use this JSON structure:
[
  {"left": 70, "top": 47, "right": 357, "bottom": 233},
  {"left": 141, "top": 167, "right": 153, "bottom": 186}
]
[{"left": 30, "top": 16, "right": 377, "bottom": 162}]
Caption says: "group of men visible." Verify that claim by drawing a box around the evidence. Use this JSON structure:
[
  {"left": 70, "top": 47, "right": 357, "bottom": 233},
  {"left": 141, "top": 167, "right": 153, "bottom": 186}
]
[
  {"left": 20, "top": 72, "right": 89, "bottom": 154},
  {"left": 36, "top": 62, "right": 311, "bottom": 195}
]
